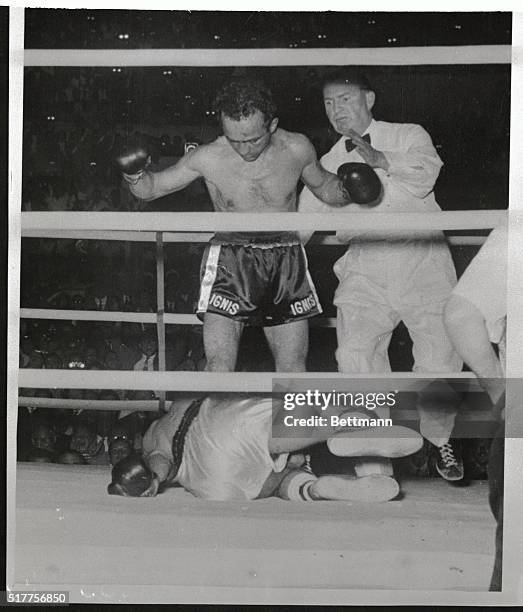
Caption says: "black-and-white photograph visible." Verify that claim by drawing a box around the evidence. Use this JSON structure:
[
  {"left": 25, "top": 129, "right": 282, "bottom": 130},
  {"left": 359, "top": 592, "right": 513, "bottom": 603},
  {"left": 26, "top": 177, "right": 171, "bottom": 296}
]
[{"left": 7, "top": 5, "right": 522, "bottom": 605}]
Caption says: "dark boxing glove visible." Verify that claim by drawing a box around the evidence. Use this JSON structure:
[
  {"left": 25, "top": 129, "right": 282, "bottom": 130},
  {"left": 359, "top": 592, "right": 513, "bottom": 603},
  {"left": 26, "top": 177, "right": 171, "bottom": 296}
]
[
  {"left": 114, "top": 142, "right": 150, "bottom": 176},
  {"left": 337, "top": 162, "right": 382, "bottom": 206}
]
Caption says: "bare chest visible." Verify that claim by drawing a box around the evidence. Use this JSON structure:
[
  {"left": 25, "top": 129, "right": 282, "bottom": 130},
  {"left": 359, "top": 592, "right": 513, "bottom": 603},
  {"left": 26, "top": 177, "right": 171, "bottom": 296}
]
[{"left": 205, "top": 156, "right": 302, "bottom": 212}]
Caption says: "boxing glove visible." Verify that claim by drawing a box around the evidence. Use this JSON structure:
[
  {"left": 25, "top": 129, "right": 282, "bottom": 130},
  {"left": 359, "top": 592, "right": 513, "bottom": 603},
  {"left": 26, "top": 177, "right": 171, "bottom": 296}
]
[
  {"left": 337, "top": 162, "right": 382, "bottom": 205},
  {"left": 114, "top": 143, "right": 150, "bottom": 176}
]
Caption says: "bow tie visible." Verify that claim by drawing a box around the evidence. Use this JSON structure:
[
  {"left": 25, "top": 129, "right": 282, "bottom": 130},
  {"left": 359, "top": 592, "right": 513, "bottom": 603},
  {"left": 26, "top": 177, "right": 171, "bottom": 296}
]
[{"left": 345, "top": 133, "right": 371, "bottom": 153}]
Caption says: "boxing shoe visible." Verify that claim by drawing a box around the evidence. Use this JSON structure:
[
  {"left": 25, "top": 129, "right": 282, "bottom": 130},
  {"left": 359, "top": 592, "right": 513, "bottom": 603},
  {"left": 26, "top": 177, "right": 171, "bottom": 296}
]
[
  {"left": 327, "top": 425, "right": 423, "bottom": 458},
  {"left": 310, "top": 474, "right": 400, "bottom": 503}
]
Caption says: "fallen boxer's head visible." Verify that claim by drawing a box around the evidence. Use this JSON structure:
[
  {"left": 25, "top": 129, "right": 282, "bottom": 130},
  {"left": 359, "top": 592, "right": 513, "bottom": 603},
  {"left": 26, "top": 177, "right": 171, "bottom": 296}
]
[{"left": 107, "top": 454, "right": 154, "bottom": 497}]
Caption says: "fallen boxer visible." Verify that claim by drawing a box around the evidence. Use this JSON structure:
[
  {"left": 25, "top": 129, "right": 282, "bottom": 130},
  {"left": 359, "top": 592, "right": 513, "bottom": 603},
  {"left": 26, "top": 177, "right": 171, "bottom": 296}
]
[{"left": 108, "top": 395, "right": 422, "bottom": 502}]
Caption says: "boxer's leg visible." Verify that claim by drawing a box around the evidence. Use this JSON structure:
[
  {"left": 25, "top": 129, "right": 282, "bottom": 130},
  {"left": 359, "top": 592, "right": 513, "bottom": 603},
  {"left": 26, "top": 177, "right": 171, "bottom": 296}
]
[
  {"left": 310, "top": 474, "right": 400, "bottom": 502},
  {"left": 277, "top": 469, "right": 400, "bottom": 502},
  {"left": 203, "top": 313, "right": 244, "bottom": 372},
  {"left": 264, "top": 319, "right": 308, "bottom": 373}
]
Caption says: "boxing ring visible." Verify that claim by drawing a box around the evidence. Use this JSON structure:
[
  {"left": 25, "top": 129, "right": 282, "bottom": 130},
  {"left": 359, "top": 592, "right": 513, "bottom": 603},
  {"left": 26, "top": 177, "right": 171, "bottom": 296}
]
[
  {"left": 14, "top": 210, "right": 507, "bottom": 602},
  {"left": 9, "top": 24, "right": 516, "bottom": 603}
]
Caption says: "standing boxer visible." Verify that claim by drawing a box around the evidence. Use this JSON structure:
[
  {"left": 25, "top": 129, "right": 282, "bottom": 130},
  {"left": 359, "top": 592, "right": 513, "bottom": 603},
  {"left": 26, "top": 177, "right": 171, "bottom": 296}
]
[
  {"left": 108, "top": 395, "right": 423, "bottom": 502},
  {"left": 116, "top": 77, "right": 381, "bottom": 374},
  {"left": 298, "top": 69, "right": 464, "bottom": 482}
]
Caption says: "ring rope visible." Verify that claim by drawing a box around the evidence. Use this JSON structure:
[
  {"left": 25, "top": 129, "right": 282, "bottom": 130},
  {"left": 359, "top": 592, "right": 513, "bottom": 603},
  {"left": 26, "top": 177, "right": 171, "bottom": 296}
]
[
  {"left": 19, "top": 308, "right": 199, "bottom": 324},
  {"left": 18, "top": 368, "right": 479, "bottom": 393},
  {"left": 17, "top": 309, "right": 334, "bottom": 327},
  {"left": 18, "top": 397, "right": 164, "bottom": 412},
  {"left": 17, "top": 394, "right": 494, "bottom": 422},
  {"left": 21, "top": 210, "right": 507, "bottom": 233},
  {"left": 17, "top": 308, "right": 341, "bottom": 328},
  {"left": 21, "top": 230, "right": 491, "bottom": 246},
  {"left": 24, "top": 45, "right": 511, "bottom": 67}
]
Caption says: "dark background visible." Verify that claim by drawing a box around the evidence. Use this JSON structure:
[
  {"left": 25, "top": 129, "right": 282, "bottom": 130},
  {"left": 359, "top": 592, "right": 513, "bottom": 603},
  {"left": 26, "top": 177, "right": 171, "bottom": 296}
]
[{"left": 25, "top": 10, "right": 511, "bottom": 49}]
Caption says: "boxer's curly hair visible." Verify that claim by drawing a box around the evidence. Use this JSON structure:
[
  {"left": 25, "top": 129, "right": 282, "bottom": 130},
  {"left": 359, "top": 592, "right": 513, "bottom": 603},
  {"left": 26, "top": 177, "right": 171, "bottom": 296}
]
[{"left": 214, "top": 77, "right": 277, "bottom": 124}]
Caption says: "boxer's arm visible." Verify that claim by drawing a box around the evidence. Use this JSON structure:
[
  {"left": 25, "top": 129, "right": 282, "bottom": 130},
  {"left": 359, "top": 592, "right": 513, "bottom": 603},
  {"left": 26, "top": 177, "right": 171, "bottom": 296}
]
[
  {"left": 299, "top": 139, "right": 349, "bottom": 207},
  {"left": 142, "top": 421, "right": 176, "bottom": 491},
  {"left": 128, "top": 149, "right": 204, "bottom": 201},
  {"left": 146, "top": 452, "right": 173, "bottom": 483},
  {"left": 297, "top": 185, "right": 333, "bottom": 243}
]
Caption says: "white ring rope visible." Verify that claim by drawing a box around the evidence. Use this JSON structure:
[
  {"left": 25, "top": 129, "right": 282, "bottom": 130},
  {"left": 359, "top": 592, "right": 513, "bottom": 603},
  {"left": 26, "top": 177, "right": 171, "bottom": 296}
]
[
  {"left": 21, "top": 210, "right": 507, "bottom": 233},
  {"left": 18, "top": 397, "right": 163, "bottom": 412},
  {"left": 19, "top": 368, "right": 479, "bottom": 393},
  {"left": 19, "top": 309, "right": 338, "bottom": 327},
  {"left": 17, "top": 394, "right": 493, "bottom": 422},
  {"left": 21, "top": 230, "right": 490, "bottom": 246},
  {"left": 19, "top": 309, "right": 201, "bottom": 325},
  {"left": 24, "top": 45, "right": 511, "bottom": 67}
]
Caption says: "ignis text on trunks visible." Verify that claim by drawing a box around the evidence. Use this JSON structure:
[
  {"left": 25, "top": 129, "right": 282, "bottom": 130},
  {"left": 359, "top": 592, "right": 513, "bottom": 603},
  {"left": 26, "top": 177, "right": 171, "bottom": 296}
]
[
  {"left": 209, "top": 293, "right": 240, "bottom": 316},
  {"left": 290, "top": 295, "right": 317, "bottom": 316}
]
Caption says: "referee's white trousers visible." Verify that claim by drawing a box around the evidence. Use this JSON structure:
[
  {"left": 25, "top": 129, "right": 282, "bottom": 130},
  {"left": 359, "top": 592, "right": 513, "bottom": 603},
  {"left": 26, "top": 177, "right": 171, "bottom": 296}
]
[{"left": 333, "top": 239, "right": 463, "bottom": 448}]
